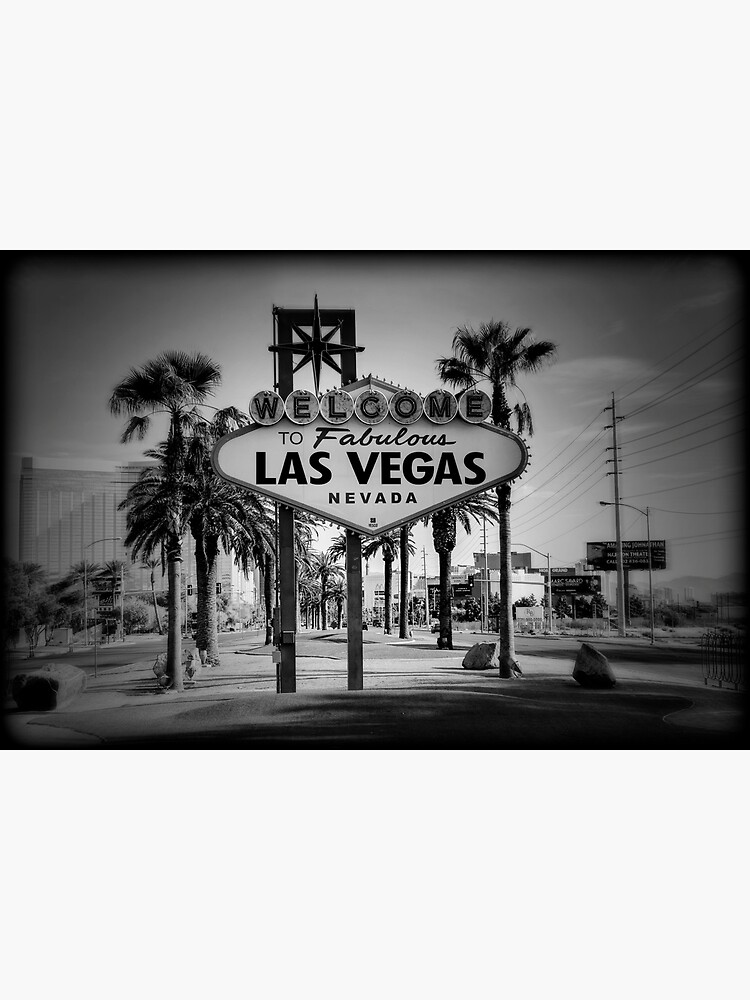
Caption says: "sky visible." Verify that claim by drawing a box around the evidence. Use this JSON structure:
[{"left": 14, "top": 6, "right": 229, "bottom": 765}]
[{"left": 4, "top": 252, "right": 745, "bottom": 596}]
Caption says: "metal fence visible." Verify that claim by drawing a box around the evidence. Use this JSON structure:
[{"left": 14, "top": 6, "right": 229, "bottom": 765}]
[{"left": 701, "top": 631, "right": 746, "bottom": 690}]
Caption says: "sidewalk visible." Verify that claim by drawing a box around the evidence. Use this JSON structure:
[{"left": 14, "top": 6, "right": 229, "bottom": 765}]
[{"left": 3, "top": 641, "right": 746, "bottom": 748}]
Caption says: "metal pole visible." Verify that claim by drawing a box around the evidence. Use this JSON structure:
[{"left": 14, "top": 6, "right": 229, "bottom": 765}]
[
  {"left": 482, "top": 515, "right": 488, "bottom": 633},
  {"left": 120, "top": 562, "right": 125, "bottom": 641},
  {"left": 610, "top": 394, "right": 626, "bottom": 637},
  {"left": 646, "top": 506, "right": 655, "bottom": 645},
  {"left": 546, "top": 551, "right": 553, "bottom": 633},
  {"left": 346, "top": 530, "right": 363, "bottom": 690},
  {"left": 423, "top": 546, "right": 428, "bottom": 627},
  {"left": 84, "top": 562, "right": 88, "bottom": 647}
]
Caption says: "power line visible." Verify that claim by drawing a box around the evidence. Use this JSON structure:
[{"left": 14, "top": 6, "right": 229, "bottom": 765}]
[
  {"left": 617, "top": 319, "right": 741, "bottom": 403},
  {"left": 650, "top": 507, "right": 742, "bottom": 516},
  {"left": 533, "top": 506, "right": 609, "bottom": 549},
  {"left": 622, "top": 469, "right": 743, "bottom": 498},
  {"left": 620, "top": 414, "right": 742, "bottom": 459},
  {"left": 668, "top": 529, "right": 743, "bottom": 544},
  {"left": 514, "top": 424, "right": 607, "bottom": 500},
  {"left": 622, "top": 397, "right": 744, "bottom": 445},
  {"left": 513, "top": 468, "right": 607, "bottom": 535},
  {"left": 622, "top": 348, "right": 744, "bottom": 420},
  {"left": 621, "top": 427, "right": 743, "bottom": 471},
  {"left": 515, "top": 429, "right": 604, "bottom": 503},
  {"left": 513, "top": 447, "right": 606, "bottom": 521}
]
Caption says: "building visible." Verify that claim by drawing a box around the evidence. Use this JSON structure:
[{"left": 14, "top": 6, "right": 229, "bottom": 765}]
[
  {"left": 18, "top": 457, "right": 151, "bottom": 586},
  {"left": 17, "top": 456, "right": 257, "bottom": 606}
]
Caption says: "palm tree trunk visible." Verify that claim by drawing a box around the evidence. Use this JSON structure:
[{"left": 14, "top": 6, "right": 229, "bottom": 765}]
[
  {"left": 204, "top": 534, "right": 221, "bottom": 666},
  {"left": 496, "top": 483, "right": 517, "bottom": 675},
  {"left": 432, "top": 508, "right": 456, "bottom": 650},
  {"left": 150, "top": 569, "right": 163, "bottom": 635},
  {"left": 321, "top": 578, "right": 328, "bottom": 630},
  {"left": 399, "top": 525, "right": 410, "bottom": 639},
  {"left": 383, "top": 555, "right": 393, "bottom": 634},
  {"left": 263, "top": 553, "right": 274, "bottom": 645},
  {"left": 167, "top": 535, "right": 183, "bottom": 691},
  {"left": 437, "top": 549, "right": 453, "bottom": 650},
  {"left": 192, "top": 522, "right": 208, "bottom": 663}
]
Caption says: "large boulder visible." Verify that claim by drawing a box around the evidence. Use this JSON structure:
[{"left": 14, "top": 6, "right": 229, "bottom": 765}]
[
  {"left": 463, "top": 641, "right": 523, "bottom": 677},
  {"left": 573, "top": 642, "right": 616, "bottom": 688},
  {"left": 463, "top": 642, "right": 499, "bottom": 670},
  {"left": 11, "top": 663, "right": 87, "bottom": 711}
]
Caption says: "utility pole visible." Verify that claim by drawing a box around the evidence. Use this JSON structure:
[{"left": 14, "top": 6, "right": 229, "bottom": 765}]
[
  {"left": 482, "top": 515, "right": 488, "bottom": 633},
  {"left": 606, "top": 393, "right": 627, "bottom": 637},
  {"left": 423, "top": 547, "right": 428, "bottom": 627}
]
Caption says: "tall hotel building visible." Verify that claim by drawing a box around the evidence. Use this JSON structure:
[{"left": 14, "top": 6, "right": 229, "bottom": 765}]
[{"left": 17, "top": 457, "right": 259, "bottom": 604}]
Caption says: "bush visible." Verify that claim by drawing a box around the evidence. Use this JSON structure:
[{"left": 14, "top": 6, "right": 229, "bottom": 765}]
[{"left": 123, "top": 597, "right": 150, "bottom": 634}]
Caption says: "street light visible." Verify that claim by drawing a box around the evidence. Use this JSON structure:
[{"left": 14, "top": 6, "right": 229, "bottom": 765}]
[
  {"left": 599, "top": 502, "right": 654, "bottom": 644},
  {"left": 83, "top": 536, "right": 121, "bottom": 675},
  {"left": 512, "top": 541, "right": 553, "bottom": 634}
]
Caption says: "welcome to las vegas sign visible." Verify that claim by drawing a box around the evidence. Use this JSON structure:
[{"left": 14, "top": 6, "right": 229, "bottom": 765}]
[{"left": 212, "top": 378, "right": 529, "bottom": 536}]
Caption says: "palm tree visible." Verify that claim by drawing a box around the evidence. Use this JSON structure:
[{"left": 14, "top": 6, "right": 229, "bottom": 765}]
[
  {"left": 298, "top": 574, "right": 321, "bottom": 629},
  {"left": 141, "top": 557, "right": 164, "bottom": 634},
  {"left": 362, "top": 531, "right": 399, "bottom": 634},
  {"left": 328, "top": 578, "right": 347, "bottom": 628},
  {"left": 184, "top": 408, "right": 275, "bottom": 666},
  {"left": 398, "top": 524, "right": 416, "bottom": 639},
  {"left": 124, "top": 430, "right": 275, "bottom": 668},
  {"left": 307, "top": 549, "right": 345, "bottom": 630},
  {"left": 62, "top": 561, "right": 102, "bottom": 636},
  {"left": 436, "top": 321, "right": 556, "bottom": 670},
  {"left": 328, "top": 532, "right": 347, "bottom": 563},
  {"left": 110, "top": 351, "right": 222, "bottom": 690},
  {"left": 426, "top": 494, "right": 500, "bottom": 650}
]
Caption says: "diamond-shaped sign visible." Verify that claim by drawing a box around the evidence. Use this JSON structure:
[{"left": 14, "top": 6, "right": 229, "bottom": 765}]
[{"left": 212, "top": 406, "right": 528, "bottom": 536}]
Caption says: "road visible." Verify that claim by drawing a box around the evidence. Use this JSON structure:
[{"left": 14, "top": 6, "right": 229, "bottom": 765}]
[
  {"left": 5, "top": 627, "right": 744, "bottom": 748},
  {"left": 6, "top": 627, "right": 705, "bottom": 676}
]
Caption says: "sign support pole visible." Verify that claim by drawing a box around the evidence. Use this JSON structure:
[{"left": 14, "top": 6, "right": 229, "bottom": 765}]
[
  {"left": 270, "top": 300, "right": 361, "bottom": 693},
  {"left": 346, "top": 530, "right": 363, "bottom": 690},
  {"left": 275, "top": 311, "right": 297, "bottom": 692},
  {"left": 339, "top": 312, "right": 363, "bottom": 690}
]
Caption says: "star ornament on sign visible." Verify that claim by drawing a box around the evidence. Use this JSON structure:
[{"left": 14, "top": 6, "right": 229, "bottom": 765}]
[{"left": 269, "top": 293, "right": 364, "bottom": 395}]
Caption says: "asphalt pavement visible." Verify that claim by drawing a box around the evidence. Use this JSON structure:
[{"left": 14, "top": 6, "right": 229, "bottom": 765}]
[{"left": 3, "top": 629, "right": 747, "bottom": 748}]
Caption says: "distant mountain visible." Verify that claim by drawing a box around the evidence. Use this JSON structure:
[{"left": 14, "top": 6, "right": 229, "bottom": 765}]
[{"left": 657, "top": 573, "right": 745, "bottom": 604}]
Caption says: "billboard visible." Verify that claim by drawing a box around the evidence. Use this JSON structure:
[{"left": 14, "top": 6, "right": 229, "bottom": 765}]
[
  {"left": 550, "top": 575, "right": 601, "bottom": 595},
  {"left": 213, "top": 386, "right": 528, "bottom": 536},
  {"left": 427, "top": 583, "right": 474, "bottom": 611},
  {"left": 587, "top": 540, "right": 667, "bottom": 571}
]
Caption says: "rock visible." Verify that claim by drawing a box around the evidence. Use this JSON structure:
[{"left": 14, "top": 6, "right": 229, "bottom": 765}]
[
  {"left": 463, "top": 641, "right": 499, "bottom": 670},
  {"left": 11, "top": 663, "right": 87, "bottom": 711},
  {"left": 183, "top": 649, "right": 200, "bottom": 681},
  {"left": 573, "top": 642, "right": 616, "bottom": 688},
  {"left": 462, "top": 642, "right": 523, "bottom": 677},
  {"left": 498, "top": 653, "right": 523, "bottom": 678},
  {"left": 152, "top": 652, "right": 168, "bottom": 679}
]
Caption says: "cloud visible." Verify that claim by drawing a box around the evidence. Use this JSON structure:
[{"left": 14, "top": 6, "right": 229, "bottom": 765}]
[{"left": 669, "top": 288, "right": 733, "bottom": 314}]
